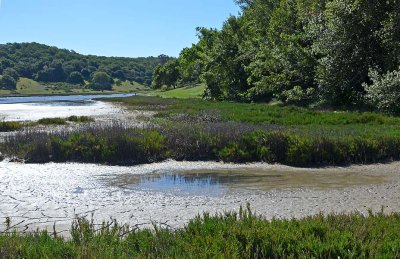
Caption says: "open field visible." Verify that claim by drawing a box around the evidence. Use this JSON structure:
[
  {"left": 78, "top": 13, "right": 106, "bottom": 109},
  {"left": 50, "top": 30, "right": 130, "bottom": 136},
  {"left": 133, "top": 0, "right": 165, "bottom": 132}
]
[{"left": 148, "top": 84, "right": 206, "bottom": 99}]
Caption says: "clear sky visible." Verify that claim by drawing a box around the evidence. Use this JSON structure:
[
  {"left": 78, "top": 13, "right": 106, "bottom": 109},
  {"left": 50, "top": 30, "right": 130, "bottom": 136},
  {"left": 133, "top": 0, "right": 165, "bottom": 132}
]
[{"left": 0, "top": 0, "right": 240, "bottom": 57}]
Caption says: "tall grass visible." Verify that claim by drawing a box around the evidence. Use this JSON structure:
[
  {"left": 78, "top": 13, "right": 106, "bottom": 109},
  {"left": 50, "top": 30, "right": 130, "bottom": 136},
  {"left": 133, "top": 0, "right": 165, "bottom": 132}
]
[
  {"left": 0, "top": 206, "right": 399, "bottom": 258},
  {"left": 2, "top": 122, "right": 400, "bottom": 166}
]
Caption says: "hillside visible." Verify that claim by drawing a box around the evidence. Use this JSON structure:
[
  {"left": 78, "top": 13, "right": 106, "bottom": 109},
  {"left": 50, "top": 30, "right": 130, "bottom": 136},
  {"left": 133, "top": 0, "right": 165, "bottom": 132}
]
[{"left": 0, "top": 42, "right": 172, "bottom": 91}]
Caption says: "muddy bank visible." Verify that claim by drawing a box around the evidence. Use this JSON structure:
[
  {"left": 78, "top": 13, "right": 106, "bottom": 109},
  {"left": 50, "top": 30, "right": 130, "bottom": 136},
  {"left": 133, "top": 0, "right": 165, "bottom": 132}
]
[{"left": 0, "top": 160, "right": 399, "bottom": 235}]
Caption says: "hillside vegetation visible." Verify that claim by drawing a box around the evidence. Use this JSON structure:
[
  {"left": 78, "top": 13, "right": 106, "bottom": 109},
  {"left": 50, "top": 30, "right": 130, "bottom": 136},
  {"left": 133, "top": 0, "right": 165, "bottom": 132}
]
[
  {"left": 153, "top": 0, "right": 400, "bottom": 114},
  {"left": 0, "top": 42, "right": 172, "bottom": 91}
]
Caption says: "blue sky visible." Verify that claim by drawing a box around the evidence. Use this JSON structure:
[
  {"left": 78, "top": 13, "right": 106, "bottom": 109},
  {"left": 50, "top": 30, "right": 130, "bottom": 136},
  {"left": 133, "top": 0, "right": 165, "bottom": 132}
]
[{"left": 0, "top": 0, "right": 240, "bottom": 57}]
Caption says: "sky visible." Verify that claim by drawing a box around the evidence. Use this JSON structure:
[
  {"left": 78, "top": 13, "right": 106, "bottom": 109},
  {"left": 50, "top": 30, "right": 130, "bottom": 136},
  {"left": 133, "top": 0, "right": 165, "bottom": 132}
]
[{"left": 0, "top": 0, "right": 240, "bottom": 57}]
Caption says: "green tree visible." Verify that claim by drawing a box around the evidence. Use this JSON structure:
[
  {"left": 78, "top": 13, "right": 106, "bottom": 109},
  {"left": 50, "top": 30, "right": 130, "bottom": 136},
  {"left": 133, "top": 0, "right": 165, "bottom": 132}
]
[
  {"left": 89, "top": 72, "right": 113, "bottom": 90},
  {"left": 151, "top": 59, "right": 180, "bottom": 89},
  {"left": 3, "top": 68, "right": 20, "bottom": 81},
  {"left": 311, "top": 0, "right": 400, "bottom": 107},
  {"left": 67, "top": 71, "right": 85, "bottom": 85},
  {"left": 0, "top": 75, "right": 17, "bottom": 90}
]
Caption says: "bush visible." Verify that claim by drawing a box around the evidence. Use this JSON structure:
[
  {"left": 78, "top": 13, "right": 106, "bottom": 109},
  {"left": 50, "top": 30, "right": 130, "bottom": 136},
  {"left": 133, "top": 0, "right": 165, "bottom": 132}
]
[{"left": 365, "top": 68, "right": 400, "bottom": 114}]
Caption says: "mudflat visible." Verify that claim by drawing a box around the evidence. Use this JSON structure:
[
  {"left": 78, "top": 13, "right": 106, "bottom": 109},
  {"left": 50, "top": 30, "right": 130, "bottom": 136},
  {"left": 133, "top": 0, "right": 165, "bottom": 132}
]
[{"left": 0, "top": 160, "right": 399, "bottom": 235}]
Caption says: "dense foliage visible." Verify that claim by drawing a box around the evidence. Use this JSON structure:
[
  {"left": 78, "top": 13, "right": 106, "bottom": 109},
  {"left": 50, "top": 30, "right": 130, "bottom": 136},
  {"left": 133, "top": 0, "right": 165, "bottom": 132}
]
[
  {"left": 0, "top": 207, "right": 399, "bottom": 258},
  {"left": 153, "top": 0, "right": 400, "bottom": 113},
  {"left": 0, "top": 42, "right": 172, "bottom": 89}
]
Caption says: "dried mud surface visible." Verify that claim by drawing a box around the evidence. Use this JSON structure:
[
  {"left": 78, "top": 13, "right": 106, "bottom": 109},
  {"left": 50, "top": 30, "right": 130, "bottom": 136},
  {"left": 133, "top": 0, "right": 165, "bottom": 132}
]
[{"left": 0, "top": 160, "right": 399, "bottom": 235}]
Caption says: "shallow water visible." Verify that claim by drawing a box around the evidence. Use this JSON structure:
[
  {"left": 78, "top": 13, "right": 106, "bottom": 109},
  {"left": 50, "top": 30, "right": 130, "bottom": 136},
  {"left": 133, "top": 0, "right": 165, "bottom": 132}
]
[
  {"left": 0, "top": 93, "right": 134, "bottom": 104},
  {"left": 0, "top": 94, "right": 134, "bottom": 121},
  {"left": 0, "top": 160, "right": 398, "bottom": 234},
  {"left": 113, "top": 168, "right": 386, "bottom": 196}
]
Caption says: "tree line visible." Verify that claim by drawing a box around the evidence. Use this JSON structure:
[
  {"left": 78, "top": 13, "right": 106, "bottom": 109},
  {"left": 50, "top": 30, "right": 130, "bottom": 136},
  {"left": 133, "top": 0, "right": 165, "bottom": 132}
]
[
  {"left": 0, "top": 42, "right": 172, "bottom": 90},
  {"left": 152, "top": 0, "right": 400, "bottom": 114}
]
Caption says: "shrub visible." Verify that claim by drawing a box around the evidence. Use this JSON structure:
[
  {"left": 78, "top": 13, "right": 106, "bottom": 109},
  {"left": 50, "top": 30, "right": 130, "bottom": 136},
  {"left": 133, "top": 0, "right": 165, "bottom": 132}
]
[{"left": 365, "top": 68, "right": 400, "bottom": 114}]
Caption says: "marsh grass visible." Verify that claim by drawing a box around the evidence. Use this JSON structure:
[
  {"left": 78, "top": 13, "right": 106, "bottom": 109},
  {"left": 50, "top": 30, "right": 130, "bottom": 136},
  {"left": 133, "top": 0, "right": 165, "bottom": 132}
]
[
  {"left": 37, "top": 118, "right": 67, "bottom": 125},
  {"left": 35, "top": 116, "right": 95, "bottom": 125},
  {"left": 2, "top": 121, "right": 400, "bottom": 166},
  {"left": 110, "top": 96, "right": 400, "bottom": 125},
  {"left": 67, "top": 116, "right": 95, "bottom": 123},
  {"left": 0, "top": 206, "right": 399, "bottom": 258},
  {"left": 0, "top": 121, "right": 23, "bottom": 132}
]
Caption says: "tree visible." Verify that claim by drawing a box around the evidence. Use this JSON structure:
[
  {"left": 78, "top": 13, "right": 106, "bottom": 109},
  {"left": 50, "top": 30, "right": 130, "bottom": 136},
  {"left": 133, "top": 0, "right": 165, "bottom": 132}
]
[
  {"left": 365, "top": 68, "right": 400, "bottom": 114},
  {"left": 0, "top": 75, "right": 17, "bottom": 90},
  {"left": 151, "top": 59, "right": 180, "bottom": 89},
  {"left": 311, "top": 0, "right": 400, "bottom": 107},
  {"left": 3, "top": 68, "right": 20, "bottom": 81},
  {"left": 67, "top": 71, "right": 84, "bottom": 85},
  {"left": 89, "top": 72, "right": 113, "bottom": 90},
  {"left": 178, "top": 45, "right": 204, "bottom": 84}
]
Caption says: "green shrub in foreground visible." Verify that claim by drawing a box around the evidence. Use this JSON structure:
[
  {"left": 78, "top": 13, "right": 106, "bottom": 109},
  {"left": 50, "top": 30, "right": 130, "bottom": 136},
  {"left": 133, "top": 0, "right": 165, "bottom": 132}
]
[{"left": 0, "top": 207, "right": 399, "bottom": 258}]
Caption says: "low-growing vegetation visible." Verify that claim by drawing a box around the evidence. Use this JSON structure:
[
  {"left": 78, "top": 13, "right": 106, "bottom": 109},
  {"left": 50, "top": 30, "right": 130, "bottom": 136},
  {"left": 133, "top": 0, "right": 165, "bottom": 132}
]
[
  {"left": 110, "top": 96, "right": 400, "bottom": 125},
  {"left": 36, "top": 116, "right": 94, "bottom": 125},
  {"left": 0, "top": 206, "right": 399, "bottom": 258},
  {"left": 2, "top": 120, "right": 400, "bottom": 166},
  {"left": 0, "top": 121, "right": 23, "bottom": 132},
  {"left": 66, "top": 116, "right": 95, "bottom": 123},
  {"left": 37, "top": 118, "right": 67, "bottom": 125}
]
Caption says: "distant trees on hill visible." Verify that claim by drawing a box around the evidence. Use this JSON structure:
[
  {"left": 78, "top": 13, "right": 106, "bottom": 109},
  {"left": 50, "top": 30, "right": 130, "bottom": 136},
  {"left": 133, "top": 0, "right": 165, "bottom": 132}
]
[{"left": 0, "top": 42, "right": 172, "bottom": 90}]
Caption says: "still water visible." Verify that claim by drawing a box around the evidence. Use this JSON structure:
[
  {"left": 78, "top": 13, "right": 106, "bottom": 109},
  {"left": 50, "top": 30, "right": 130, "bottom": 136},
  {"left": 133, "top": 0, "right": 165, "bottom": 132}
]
[
  {"left": 0, "top": 94, "right": 133, "bottom": 121},
  {"left": 111, "top": 168, "right": 386, "bottom": 196}
]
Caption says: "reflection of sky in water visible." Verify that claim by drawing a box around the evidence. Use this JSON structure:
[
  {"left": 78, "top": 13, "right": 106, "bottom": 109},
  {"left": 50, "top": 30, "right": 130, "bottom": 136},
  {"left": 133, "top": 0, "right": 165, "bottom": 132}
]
[
  {"left": 115, "top": 169, "right": 385, "bottom": 197},
  {"left": 0, "top": 100, "right": 121, "bottom": 121},
  {"left": 0, "top": 94, "right": 131, "bottom": 121},
  {"left": 134, "top": 174, "right": 227, "bottom": 197},
  {"left": 30, "top": 100, "right": 95, "bottom": 107},
  {"left": 119, "top": 171, "right": 286, "bottom": 197},
  {"left": 0, "top": 93, "right": 134, "bottom": 104}
]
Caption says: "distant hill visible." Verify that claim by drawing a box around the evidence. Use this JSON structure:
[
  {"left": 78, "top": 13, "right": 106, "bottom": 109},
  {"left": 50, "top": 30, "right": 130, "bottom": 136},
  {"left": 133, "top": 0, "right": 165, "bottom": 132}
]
[{"left": 0, "top": 42, "right": 172, "bottom": 90}]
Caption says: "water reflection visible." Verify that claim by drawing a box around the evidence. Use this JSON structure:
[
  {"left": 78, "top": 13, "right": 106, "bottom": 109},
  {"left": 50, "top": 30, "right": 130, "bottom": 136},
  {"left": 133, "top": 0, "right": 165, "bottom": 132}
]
[
  {"left": 0, "top": 93, "right": 135, "bottom": 104},
  {"left": 111, "top": 168, "right": 386, "bottom": 197}
]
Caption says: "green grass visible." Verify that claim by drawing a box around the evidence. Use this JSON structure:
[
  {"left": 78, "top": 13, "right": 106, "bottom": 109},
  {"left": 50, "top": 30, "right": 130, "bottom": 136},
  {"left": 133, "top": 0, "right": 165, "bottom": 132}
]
[
  {"left": 112, "top": 80, "right": 150, "bottom": 93},
  {"left": 0, "top": 207, "right": 399, "bottom": 258},
  {"left": 0, "top": 121, "right": 23, "bottom": 132},
  {"left": 0, "top": 78, "right": 149, "bottom": 96},
  {"left": 37, "top": 118, "right": 67, "bottom": 125},
  {"left": 111, "top": 96, "right": 400, "bottom": 126},
  {"left": 66, "top": 116, "right": 95, "bottom": 123},
  {"left": 36, "top": 116, "right": 94, "bottom": 125},
  {"left": 149, "top": 84, "right": 206, "bottom": 99}
]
